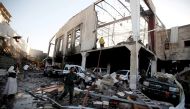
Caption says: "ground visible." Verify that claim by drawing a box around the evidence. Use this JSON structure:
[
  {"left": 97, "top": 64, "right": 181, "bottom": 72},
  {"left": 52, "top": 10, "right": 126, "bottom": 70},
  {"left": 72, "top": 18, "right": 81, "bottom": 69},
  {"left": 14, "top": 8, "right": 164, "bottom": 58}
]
[
  {"left": 0, "top": 71, "right": 95, "bottom": 109},
  {"left": 0, "top": 71, "right": 62, "bottom": 109},
  {"left": 0, "top": 70, "right": 180, "bottom": 109}
]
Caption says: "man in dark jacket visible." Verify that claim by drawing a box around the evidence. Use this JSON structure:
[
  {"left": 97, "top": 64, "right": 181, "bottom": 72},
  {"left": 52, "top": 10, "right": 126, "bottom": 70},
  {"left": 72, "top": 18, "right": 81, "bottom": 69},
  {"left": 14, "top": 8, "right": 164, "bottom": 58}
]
[{"left": 59, "top": 67, "right": 78, "bottom": 104}]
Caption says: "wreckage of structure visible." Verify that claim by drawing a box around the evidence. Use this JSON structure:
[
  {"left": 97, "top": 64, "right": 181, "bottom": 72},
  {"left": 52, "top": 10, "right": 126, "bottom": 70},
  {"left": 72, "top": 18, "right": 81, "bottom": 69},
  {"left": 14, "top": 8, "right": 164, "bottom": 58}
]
[
  {"left": 0, "top": 2, "right": 29, "bottom": 68},
  {"left": 45, "top": 0, "right": 188, "bottom": 108},
  {"left": 48, "top": 0, "right": 161, "bottom": 90}
]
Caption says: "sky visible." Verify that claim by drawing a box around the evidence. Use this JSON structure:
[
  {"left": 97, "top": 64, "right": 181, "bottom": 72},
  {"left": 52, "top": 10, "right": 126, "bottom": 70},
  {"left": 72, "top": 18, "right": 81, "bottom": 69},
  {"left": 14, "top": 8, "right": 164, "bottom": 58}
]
[{"left": 1, "top": 0, "right": 190, "bottom": 53}]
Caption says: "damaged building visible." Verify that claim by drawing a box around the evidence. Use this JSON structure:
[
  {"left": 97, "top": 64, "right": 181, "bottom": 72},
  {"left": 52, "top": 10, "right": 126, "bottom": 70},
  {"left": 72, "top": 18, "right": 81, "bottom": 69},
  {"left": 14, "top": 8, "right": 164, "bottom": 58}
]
[
  {"left": 0, "top": 2, "right": 29, "bottom": 68},
  {"left": 0, "top": 0, "right": 188, "bottom": 108},
  {"left": 44, "top": 1, "right": 187, "bottom": 108},
  {"left": 155, "top": 24, "right": 190, "bottom": 73},
  {"left": 47, "top": 0, "right": 166, "bottom": 90}
]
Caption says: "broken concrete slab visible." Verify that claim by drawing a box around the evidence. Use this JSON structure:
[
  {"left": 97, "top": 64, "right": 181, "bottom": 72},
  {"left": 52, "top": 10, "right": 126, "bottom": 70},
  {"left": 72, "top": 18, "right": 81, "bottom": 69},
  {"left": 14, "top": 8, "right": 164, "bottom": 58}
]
[
  {"left": 117, "top": 92, "right": 125, "bottom": 97},
  {"left": 34, "top": 84, "right": 64, "bottom": 93}
]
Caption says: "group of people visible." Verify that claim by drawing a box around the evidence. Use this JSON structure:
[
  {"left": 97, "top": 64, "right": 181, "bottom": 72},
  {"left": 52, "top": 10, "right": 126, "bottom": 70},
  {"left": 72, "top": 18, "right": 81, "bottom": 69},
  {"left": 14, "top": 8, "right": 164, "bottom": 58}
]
[{"left": 3, "top": 63, "right": 79, "bottom": 105}]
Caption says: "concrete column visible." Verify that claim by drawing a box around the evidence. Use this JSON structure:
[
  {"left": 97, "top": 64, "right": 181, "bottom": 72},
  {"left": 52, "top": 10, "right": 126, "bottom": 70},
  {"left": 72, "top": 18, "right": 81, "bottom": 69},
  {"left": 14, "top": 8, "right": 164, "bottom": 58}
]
[
  {"left": 61, "top": 55, "right": 65, "bottom": 69},
  {"left": 130, "top": 0, "right": 140, "bottom": 41},
  {"left": 129, "top": 44, "right": 140, "bottom": 90},
  {"left": 107, "top": 63, "right": 111, "bottom": 74},
  {"left": 151, "top": 58, "right": 157, "bottom": 77},
  {"left": 81, "top": 52, "right": 89, "bottom": 69},
  {"left": 130, "top": 0, "right": 140, "bottom": 90}
]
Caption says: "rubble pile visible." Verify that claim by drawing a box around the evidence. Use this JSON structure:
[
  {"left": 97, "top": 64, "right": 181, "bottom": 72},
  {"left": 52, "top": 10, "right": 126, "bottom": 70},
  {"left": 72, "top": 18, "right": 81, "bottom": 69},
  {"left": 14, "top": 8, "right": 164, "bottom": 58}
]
[
  {"left": 17, "top": 73, "right": 59, "bottom": 92},
  {"left": 1, "top": 70, "right": 182, "bottom": 109},
  {"left": 28, "top": 72, "right": 152, "bottom": 109},
  {"left": 11, "top": 71, "right": 146, "bottom": 109}
]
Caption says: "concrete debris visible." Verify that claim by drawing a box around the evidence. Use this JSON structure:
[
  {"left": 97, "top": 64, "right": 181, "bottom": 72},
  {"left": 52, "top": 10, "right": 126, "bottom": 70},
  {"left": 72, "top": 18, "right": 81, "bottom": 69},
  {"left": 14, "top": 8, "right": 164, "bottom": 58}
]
[
  {"left": 84, "top": 76, "right": 92, "bottom": 83},
  {"left": 154, "top": 72, "right": 175, "bottom": 83},
  {"left": 94, "top": 79, "right": 102, "bottom": 89},
  {"left": 117, "top": 92, "right": 125, "bottom": 97},
  {"left": 74, "top": 87, "right": 83, "bottom": 95},
  {"left": 125, "top": 91, "right": 133, "bottom": 94},
  {"left": 0, "top": 70, "right": 182, "bottom": 109},
  {"left": 102, "top": 101, "right": 109, "bottom": 106},
  {"left": 92, "top": 101, "right": 110, "bottom": 109},
  {"left": 93, "top": 101, "right": 102, "bottom": 105},
  {"left": 35, "top": 84, "right": 64, "bottom": 93},
  {"left": 111, "top": 73, "right": 119, "bottom": 83},
  {"left": 43, "top": 104, "right": 53, "bottom": 109},
  {"left": 101, "top": 76, "right": 114, "bottom": 86},
  {"left": 118, "top": 102, "right": 132, "bottom": 109}
]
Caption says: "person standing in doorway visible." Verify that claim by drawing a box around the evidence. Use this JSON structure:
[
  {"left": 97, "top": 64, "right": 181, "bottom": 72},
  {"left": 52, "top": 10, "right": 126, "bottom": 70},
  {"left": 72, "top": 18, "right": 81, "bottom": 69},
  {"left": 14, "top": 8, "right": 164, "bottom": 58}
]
[
  {"left": 99, "top": 37, "right": 105, "bottom": 48},
  {"left": 59, "top": 67, "right": 78, "bottom": 104}
]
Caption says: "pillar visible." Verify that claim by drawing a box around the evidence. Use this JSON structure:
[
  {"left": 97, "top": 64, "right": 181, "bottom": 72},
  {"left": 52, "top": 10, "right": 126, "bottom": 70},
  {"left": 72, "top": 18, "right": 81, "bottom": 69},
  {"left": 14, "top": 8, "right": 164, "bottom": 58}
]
[
  {"left": 130, "top": 0, "right": 140, "bottom": 90},
  {"left": 107, "top": 63, "right": 111, "bottom": 74},
  {"left": 61, "top": 55, "right": 65, "bottom": 69},
  {"left": 81, "top": 52, "right": 89, "bottom": 69},
  {"left": 148, "top": 14, "right": 155, "bottom": 52},
  {"left": 129, "top": 44, "right": 140, "bottom": 90},
  {"left": 151, "top": 58, "right": 157, "bottom": 77},
  {"left": 130, "top": 0, "right": 140, "bottom": 41}
]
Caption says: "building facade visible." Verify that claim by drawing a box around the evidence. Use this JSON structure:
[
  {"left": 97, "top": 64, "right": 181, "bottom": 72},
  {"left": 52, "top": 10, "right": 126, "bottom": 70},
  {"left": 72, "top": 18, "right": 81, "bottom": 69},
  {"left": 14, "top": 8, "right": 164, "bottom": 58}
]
[
  {"left": 155, "top": 24, "right": 190, "bottom": 60},
  {"left": 48, "top": 0, "right": 160, "bottom": 89},
  {"left": 155, "top": 24, "right": 190, "bottom": 73},
  {"left": 0, "top": 2, "right": 28, "bottom": 67}
]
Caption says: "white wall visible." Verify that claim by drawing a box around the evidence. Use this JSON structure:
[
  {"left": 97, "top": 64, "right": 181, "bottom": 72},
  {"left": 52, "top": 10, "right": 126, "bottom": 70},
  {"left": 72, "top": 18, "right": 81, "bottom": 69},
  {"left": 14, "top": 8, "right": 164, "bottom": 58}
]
[{"left": 54, "top": 5, "right": 97, "bottom": 56}]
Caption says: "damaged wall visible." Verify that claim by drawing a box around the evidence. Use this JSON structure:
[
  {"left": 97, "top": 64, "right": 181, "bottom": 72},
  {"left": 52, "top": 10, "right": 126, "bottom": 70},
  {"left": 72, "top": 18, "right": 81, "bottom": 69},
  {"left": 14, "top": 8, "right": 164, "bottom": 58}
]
[
  {"left": 0, "top": 3, "right": 28, "bottom": 65},
  {"left": 53, "top": 4, "right": 97, "bottom": 58},
  {"left": 155, "top": 24, "right": 190, "bottom": 60}
]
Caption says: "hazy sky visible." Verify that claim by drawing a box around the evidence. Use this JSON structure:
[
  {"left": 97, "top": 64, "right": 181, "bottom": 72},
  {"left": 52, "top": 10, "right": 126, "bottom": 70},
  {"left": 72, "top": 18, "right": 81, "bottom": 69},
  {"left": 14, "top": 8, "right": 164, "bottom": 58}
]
[{"left": 1, "top": 0, "right": 190, "bottom": 53}]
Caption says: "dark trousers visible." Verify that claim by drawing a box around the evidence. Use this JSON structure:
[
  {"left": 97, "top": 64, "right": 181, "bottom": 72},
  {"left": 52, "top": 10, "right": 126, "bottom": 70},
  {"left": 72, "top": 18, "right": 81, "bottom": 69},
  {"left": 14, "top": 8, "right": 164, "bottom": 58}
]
[
  {"left": 24, "top": 70, "right": 28, "bottom": 79},
  {"left": 100, "top": 44, "right": 104, "bottom": 48},
  {"left": 59, "top": 85, "right": 74, "bottom": 104}
]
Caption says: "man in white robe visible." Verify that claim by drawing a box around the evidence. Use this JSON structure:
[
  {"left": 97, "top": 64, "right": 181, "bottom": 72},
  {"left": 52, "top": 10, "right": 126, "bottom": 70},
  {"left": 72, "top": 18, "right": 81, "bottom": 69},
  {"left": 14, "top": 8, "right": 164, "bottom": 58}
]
[{"left": 3, "top": 65, "right": 17, "bottom": 95}]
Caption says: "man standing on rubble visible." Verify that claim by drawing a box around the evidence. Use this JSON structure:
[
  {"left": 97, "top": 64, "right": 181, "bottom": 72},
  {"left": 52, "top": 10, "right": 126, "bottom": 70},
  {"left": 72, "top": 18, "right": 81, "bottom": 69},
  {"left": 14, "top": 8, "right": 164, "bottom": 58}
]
[
  {"left": 23, "top": 64, "right": 29, "bottom": 80},
  {"left": 59, "top": 67, "right": 78, "bottom": 104},
  {"left": 99, "top": 37, "right": 105, "bottom": 48}
]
